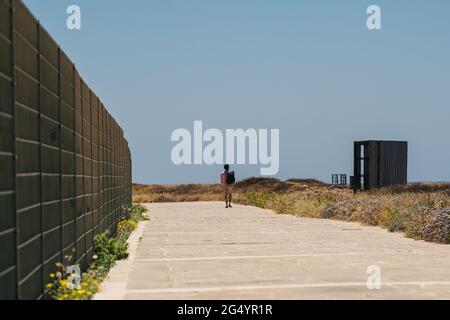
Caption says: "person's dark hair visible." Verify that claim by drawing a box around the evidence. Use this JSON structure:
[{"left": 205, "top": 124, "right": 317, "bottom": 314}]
[{"left": 224, "top": 164, "right": 230, "bottom": 171}]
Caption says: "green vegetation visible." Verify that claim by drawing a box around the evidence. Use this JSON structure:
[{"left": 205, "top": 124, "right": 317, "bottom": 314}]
[
  {"left": 238, "top": 191, "right": 276, "bottom": 208},
  {"left": 44, "top": 204, "right": 149, "bottom": 300},
  {"left": 93, "top": 231, "right": 129, "bottom": 280}
]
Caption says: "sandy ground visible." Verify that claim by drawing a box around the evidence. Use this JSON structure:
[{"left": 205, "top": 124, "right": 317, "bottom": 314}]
[{"left": 95, "top": 202, "right": 450, "bottom": 300}]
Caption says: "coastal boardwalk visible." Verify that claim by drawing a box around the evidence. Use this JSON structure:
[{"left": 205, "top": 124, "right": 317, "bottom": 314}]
[{"left": 95, "top": 202, "right": 450, "bottom": 300}]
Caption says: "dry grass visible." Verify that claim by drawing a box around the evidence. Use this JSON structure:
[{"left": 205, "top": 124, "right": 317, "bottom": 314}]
[
  {"left": 133, "top": 178, "right": 347, "bottom": 203},
  {"left": 133, "top": 183, "right": 223, "bottom": 203},
  {"left": 133, "top": 178, "right": 450, "bottom": 244}
]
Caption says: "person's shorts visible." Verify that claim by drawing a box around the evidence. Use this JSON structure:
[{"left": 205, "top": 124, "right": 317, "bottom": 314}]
[{"left": 223, "top": 184, "right": 232, "bottom": 196}]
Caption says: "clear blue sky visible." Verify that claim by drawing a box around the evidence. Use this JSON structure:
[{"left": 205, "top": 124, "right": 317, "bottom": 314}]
[{"left": 24, "top": 0, "right": 450, "bottom": 184}]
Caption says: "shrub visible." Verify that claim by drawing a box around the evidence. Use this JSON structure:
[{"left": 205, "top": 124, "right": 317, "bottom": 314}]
[
  {"left": 386, "top": 209, "right": 408, "bottom": 233},
  {"left": 45, "top": 204, "right": 150, "bottom": 300},
  {"left": 239, "top": 191, "right": 275, "bottom": 208},
  {"left": 117, "top": 220, "right": 138, "bottom": 234},
  {"left": 401, "top": 206, "right": 433, "bottom": 239},
  {"left": 423, "top": 208, "right": 450, "bottom": 244},
  {"left": 94, "top": 204, "right": 149, "bottom": 273},
  {"left": 45, "top": 255, "right": 100, "bottom": 301},
  {"left": 272, "top": 193, "right": 334, "bottom": 218},
  {"left": 93, "top": 231, "right": 128, "bottom": 274},
  {"left": 130, "top": 204, "right": 150, "bottom": 222}
]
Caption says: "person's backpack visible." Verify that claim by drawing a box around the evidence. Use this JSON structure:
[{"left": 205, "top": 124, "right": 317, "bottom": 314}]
[{"left": 226, "top": 171, "right": 236, "bottom": 185}]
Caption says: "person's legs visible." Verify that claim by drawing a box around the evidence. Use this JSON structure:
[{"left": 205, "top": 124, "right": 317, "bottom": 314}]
[
  {"left": 223, "top": 185, "right": 229, "bottom": 208},
  {"left": 228, "top": 187, "right": 232, "bottom": 207}
]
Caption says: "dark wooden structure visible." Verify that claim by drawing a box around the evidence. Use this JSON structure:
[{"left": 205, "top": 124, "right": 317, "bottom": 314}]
[
  {"left": 332, "top": 174, "right": 347, "bottom": 186},
  {"left": 352, "top": 141, "right": 408, "bottom": 191}
]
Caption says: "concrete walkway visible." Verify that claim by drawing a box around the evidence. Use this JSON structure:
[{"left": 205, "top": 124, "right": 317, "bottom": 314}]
[{"left": 95, "top": 202, "right": 450, "bottom": 300}]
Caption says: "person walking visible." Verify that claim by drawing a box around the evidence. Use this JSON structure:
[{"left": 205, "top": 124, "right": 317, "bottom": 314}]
[{"left": 220, "top": 164, "right": 235, "bottom": 208}]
